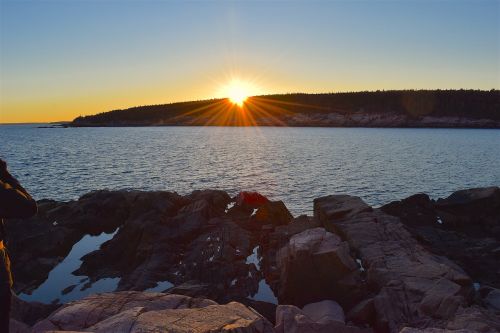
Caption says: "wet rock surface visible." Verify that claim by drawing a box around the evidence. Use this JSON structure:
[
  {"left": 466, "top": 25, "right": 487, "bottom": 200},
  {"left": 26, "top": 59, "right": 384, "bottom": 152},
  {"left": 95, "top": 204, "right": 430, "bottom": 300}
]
[
  {"left": 4, "top": 190, "right": 184, "bottom": 294},
  {"left": 5, "top": 187, "right": 500, "bottom": 332}
]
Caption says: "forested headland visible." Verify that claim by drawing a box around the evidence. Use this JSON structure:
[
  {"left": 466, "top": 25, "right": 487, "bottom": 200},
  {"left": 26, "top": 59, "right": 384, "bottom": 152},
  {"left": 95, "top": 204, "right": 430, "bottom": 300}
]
[{"left": 71, "top": 90, "right": 500, "bottom": 128}]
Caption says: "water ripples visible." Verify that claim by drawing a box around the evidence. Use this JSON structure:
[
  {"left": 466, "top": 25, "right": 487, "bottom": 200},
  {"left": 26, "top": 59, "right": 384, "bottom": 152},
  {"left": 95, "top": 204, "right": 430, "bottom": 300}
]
[{"left": 1, "top": 125, "right": 499, "bottom": 215}]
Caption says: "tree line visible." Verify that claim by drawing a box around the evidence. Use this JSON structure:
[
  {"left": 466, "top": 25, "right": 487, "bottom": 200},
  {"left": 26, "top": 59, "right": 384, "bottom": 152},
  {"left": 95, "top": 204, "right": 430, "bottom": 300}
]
[{"left": 72, "top": 89, "right": 500, "bottom": 125}]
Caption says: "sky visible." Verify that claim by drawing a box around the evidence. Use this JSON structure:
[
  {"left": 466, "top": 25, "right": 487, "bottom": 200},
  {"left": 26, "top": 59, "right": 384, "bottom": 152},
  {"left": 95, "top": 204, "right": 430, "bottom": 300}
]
[{"left": 1, "top": 0, "right": 499, "bottom": 123}]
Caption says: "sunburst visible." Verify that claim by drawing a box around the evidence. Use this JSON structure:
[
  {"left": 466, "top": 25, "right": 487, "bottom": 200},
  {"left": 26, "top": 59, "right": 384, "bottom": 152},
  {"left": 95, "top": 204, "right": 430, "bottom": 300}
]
[{"left": 220, "top": 79, "right": 254, "bottom": 107}]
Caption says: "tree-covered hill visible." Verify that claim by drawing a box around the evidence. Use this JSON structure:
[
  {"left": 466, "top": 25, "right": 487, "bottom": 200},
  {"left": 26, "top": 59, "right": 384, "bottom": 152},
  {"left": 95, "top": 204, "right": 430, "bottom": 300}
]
[{"left": 71, "top": 90, "right": 500, "bottom": 127}]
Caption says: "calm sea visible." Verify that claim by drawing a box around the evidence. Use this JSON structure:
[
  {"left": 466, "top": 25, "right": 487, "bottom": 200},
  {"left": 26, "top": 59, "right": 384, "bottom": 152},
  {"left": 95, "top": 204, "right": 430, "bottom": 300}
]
[
  {"left": 1, "top": 125, "right": 500, "bottom": 215},
  {"left": 2, "top": 124, "right": 500, "bottom": 303}
]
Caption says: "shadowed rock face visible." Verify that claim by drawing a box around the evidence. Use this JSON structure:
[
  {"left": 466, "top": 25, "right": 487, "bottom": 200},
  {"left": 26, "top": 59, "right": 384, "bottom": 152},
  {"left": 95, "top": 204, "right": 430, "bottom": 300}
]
[
  {"left": 276, "top": 227, "right": 363, "bottom": 308},
  {"left": 10, "top": 294, "right": 60, "bottom": 326},
  {"left": 315, "top": 196, "right": 470, "bottom": 332},
  {"left": 5, "top": 190, "right": 184, "bottom": 294},
  {"left": 74, "top": 190, "right": 236, "bottom": 291},
  {"left": 6, "top": 189, "right": 293, "bottom": 310},
  {"left": 314, "top": 192, "right": 500, "bottom": 333},
  {"left": 381, "top": 187, "right": 500, "bottom": 290}
]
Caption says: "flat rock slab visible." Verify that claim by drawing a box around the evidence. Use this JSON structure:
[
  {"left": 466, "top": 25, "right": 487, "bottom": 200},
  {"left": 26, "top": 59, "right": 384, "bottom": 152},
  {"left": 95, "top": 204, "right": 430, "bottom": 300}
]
[
  {"left": 32, "top": 291, "right": 274, "bottom": 333},
  {"left": 124, "top": 302, "right": 274, "bottom": 333}
]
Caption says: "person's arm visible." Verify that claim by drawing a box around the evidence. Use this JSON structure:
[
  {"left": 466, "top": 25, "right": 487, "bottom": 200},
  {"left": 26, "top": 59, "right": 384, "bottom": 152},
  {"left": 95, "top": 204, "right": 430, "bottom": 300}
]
[{"left": 0, "top": 160, "right": 37, "bottom": 219}]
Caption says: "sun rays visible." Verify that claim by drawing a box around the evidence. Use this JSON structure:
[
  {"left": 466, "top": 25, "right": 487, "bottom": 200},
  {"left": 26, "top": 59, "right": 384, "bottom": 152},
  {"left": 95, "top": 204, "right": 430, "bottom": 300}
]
[
  {"left": 224, "top": 80, "right": 249, "bottom": 107},
  {"left": 165, "top": 95, "right": 324, "bottom": 127},
  {"left": 218, "top": 78, "right": 256, "bottom": 107},
  {"left": 162, "top": 73, "right": 330, "bottom": 127}
]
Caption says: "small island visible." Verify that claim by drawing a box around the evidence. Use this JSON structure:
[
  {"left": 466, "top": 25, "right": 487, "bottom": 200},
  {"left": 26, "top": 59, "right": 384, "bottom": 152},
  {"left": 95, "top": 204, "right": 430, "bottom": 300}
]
[{"left": 71, "top": 90, "right": 500, "bottom": 128}]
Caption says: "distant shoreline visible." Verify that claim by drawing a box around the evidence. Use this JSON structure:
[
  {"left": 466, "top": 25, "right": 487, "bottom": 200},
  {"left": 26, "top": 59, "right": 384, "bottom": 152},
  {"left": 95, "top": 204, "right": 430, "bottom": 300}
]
[
  {"left": 3, "top": 122, "right": 500, "bottom": 129},
  {"left": 67, "top": 119, "right": 500, "bottom": 129},
  {"left": 69, "top": 90, "right": 500, "bottom": 129}
]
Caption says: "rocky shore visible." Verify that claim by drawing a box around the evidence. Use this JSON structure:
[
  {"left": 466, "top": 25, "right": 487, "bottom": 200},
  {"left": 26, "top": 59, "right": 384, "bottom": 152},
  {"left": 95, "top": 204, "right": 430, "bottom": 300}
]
[
  {"left": 5, "top": 187, "right": 500, "bottom": 332},
  {"left": 71, "top": 112, "right": 500, "bottom": 128}
]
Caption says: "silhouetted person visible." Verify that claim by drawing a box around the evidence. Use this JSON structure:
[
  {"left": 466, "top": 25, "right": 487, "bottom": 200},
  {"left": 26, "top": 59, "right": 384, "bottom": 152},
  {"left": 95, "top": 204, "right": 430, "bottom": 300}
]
[{"left": 0, "top": 159, "right": 37, "bottom": 332}]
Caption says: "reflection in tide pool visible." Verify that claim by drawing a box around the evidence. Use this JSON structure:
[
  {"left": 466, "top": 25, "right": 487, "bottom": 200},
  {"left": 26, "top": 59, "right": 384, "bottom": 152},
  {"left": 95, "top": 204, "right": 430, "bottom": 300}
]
[
  {"left": 145, "top": 280, "right": 174, "bottom": 293},
  {"left": 246, "top": 246, "right": 260, "bottom": 269},
  {"left": 18, "top": 230, "right": 119, "bottom": 304},
  {"left": 245, "top": 246, "right": 278, "bottom": 304},
  {"left": 251, "top": 279, "right": 278, "bottom": 304}
]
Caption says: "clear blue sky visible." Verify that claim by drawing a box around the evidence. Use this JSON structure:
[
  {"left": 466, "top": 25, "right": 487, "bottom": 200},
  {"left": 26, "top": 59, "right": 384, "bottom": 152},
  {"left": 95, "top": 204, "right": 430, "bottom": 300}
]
[{"left": 1, "top": 0, "right": 499, "bottom": 122}]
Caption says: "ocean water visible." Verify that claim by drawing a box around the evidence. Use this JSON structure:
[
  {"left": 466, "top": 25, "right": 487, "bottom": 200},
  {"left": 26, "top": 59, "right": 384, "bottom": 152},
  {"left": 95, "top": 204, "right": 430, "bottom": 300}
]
[
  {"left": 1, "top": 125, "right": 499, "bottom": 215},
  {"left": 2, "top": 124, "right": 500, "bottom": 303}
]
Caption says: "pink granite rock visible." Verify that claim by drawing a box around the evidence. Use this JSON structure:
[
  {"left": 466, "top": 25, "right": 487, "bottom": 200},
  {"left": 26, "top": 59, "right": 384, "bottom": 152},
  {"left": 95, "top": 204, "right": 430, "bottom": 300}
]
[{"left": 32, "top": 291, "right": 274, "bottom": 333}]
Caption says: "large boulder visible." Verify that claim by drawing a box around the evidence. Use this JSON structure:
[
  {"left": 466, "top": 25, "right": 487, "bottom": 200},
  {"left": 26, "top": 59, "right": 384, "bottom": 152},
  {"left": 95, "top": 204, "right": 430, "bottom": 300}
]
[
  {"left": 314, "top": 195, "right": 475, "bottom": 332},
  {"left": 228, "top": 192, "right": 293, "bottom": 231},
  {"left": 436, "top": 186, "right": 500, "bottom": 209},
  {"left": 302, "top": 300, "right": 345, "bottom": 324},
  {"left": 259, "top": 215, "right": 322, "bottom": 292},
  {"left": 276, "top": 227, "right": 363, "bottom": 307},
  {"left": 32, "top": 291, "right": 275, "bottom": 333},
  {"left": 251, "top": 201, "right": 293, "bottom": 228},
  {"left": 236, "top": 191, "right": 270, "bottom": 208},
  {"left": 313, "top": 195, "right": 372, "bottom": 223},
  {"left": 381, "top": 187, "right": 500, "bottom": 289},
  {"left": 275, "top": 300, "right": 371, "bottom": 333}
]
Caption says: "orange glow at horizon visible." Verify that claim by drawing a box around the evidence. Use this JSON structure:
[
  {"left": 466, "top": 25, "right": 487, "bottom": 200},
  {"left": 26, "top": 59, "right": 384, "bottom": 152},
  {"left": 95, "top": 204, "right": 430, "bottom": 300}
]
[
  {"left": 219, "top": 78, "right": 257, "bottom": 108},
  {"left": 0, "top": 72, "right": 325, "bottom": 123},
  {"left": 229, "top": 94, "right": 247, "bottom": 107}
]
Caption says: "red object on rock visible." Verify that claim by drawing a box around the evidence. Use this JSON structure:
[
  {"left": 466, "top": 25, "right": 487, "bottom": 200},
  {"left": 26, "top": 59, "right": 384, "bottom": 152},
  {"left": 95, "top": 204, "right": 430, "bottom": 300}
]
[{"left": 236, "top": 191, "right": 269, "bottom": 207}]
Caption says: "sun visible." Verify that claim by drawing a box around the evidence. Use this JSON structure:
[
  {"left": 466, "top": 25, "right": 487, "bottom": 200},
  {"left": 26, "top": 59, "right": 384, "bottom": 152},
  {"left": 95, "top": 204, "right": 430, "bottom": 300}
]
[
  {"left": 229, "top": 90, "right": 247, "bottom": 107},
  {"left": 222, "top": 79, "right": 251, "bottom": 107}
]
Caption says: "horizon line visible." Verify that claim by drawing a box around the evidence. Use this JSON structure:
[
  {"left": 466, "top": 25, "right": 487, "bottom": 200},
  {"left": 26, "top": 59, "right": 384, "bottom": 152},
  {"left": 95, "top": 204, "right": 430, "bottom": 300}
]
[{"left": 1, "top": 88, "right": 498, "bottom": 124}]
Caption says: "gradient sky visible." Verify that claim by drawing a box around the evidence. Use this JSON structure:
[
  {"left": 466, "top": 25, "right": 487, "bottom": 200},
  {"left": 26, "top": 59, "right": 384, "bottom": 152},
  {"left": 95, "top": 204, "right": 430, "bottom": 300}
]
[{"left": 1, "top": 0, "right": 499, "bottom": 123}]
